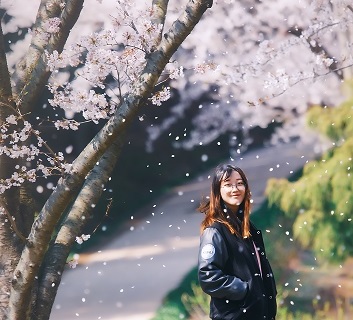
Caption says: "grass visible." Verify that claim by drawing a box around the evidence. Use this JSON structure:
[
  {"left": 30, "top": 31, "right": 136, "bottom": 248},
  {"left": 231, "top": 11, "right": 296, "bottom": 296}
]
[{"left": 150, "top": 267, "right": 199, "bottom": 320}]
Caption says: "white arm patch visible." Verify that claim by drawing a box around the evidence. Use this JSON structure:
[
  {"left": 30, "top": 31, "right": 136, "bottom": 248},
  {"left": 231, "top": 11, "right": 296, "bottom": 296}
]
[{"left": 201, "top": 243, "right": 215, "bottom": 260}]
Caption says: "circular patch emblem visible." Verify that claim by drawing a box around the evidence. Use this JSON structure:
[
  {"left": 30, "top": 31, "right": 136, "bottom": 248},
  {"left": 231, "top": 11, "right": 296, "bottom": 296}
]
[{"left": 201, "top": 244, "right": 215, "bottom": 260}]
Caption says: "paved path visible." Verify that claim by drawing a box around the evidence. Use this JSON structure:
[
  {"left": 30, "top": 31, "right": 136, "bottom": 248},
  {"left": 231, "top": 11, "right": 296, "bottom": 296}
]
[{"left": 50, "top": 140, "right": 319, "bottom": 320}]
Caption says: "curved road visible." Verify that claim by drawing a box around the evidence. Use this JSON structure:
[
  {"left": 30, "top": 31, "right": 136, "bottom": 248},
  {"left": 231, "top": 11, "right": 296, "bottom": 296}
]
[{"left": 50, "top": 140, "right": 319, "bottom": 320}]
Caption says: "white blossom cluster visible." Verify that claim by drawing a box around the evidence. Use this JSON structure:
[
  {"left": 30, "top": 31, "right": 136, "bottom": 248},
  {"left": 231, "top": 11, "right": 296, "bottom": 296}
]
[
  {"left": 43, "top": 17, "right": 61, "bottom": 34},
  {"left": 194, "top": 61, "right": 219, "bottom": 74},
  {"left": 45, "top": 0, "right": 169, "bottom": 126},
  {"left": 167, "top": 64, "right": 184, "bottom": 79},
  {"left": 75, "top": 234, "right": 91, "bottom": 244},
  {"left": 67, "top": 259, "right": 78, "bottom": 269},
  {"left": 150, "top": 87, "right": 171, "bottom": 106},
  {"left": 0, "top": 113, "right": 72, "bottom": 193}
]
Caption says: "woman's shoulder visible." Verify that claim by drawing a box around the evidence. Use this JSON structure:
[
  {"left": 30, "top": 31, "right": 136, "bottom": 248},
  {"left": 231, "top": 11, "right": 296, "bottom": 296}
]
[
  {"left": 202, "top": 222, "right": 222, "bottom": 237},
  {"left": 206, "top": 221, "right": 229, "bottom": 233},
  {"left": 208, "top": 220, "right": 222, "bottom": 228},
  {"left": 206, "top": 221, "right": 239, "bottom": 242},
  {"left": 202, "top": 221, "right": 228, "bottom": 239}
]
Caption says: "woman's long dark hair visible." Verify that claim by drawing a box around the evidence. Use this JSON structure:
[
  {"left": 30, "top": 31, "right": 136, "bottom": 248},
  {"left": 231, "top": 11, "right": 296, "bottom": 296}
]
[{"left": 199, "top": 164, "right": 251, "bottom": 238}]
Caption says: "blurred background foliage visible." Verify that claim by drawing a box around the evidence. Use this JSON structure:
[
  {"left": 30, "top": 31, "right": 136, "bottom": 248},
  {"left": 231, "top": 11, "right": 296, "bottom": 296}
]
[{"left": 266, "top": 98, "right": 353, "bottom": 263}]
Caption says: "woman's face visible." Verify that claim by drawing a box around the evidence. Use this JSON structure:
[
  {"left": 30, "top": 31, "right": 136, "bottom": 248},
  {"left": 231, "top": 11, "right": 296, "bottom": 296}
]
[{"left": 220, "top": 170, "right": 246, "bottom": 212}]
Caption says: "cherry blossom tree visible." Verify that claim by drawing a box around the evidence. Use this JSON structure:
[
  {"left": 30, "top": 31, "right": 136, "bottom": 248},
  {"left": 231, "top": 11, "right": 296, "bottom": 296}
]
[
  {"left": 146, "top": 0, "right": 353, "bottom": 153},
  {"left": 0, "top": 0, "right": 212, "bottom": 318},
  {"left": 2, "top": 0, "right": 353, "bottom": 318}
]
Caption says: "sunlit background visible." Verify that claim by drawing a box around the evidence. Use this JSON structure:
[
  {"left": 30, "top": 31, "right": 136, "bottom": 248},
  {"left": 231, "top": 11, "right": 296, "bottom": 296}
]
[{"left": 1, "top": 0, "right": 353, "bottom": 319}]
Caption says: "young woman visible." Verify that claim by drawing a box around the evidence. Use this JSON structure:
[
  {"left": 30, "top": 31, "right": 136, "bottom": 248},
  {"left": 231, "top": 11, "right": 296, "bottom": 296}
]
[{"left": 198, "top": 164, "right": 277, "bottom": 320}]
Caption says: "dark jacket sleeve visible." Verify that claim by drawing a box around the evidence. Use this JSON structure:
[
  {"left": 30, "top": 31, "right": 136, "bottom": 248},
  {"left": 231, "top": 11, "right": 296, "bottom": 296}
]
[{"left": 198, "top": 227, "right": 248, "bottom": 300}]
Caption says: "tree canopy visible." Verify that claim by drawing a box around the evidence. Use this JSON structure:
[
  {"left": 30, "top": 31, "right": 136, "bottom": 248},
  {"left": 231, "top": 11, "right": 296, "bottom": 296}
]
[{"left": 266, "top": 99, "right": 353, "bottom": 263}]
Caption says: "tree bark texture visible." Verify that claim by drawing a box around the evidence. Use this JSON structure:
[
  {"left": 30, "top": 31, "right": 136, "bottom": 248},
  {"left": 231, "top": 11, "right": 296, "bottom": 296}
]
[
  {"left": 33, "top": 134, "right": 126, "bottom": 319},
  {"left": 0, "top": 16, "right": 22, "bottom": 320}
]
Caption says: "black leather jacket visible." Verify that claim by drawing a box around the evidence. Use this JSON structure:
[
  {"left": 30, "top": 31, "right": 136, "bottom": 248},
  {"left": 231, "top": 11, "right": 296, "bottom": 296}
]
[{"left": 198, "top": 221, "right": 277, "bottom": 320}]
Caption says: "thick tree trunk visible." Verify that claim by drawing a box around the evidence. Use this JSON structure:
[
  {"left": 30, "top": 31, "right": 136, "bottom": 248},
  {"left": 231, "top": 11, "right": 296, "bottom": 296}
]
[
  {"left": 0, "top": 215, "right": 22, "bottom": 318},
  {"left": 1, "top": 1, "right": 84, "bottom": 318},
  {"left": 34, "top": 134, "right": 126, "bottom": 320},
  {"left": 0, "top": 18, "right": 23, "bottom": 320}
]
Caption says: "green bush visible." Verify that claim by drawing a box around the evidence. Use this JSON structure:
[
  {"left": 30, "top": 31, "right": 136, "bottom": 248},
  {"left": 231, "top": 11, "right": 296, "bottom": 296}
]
[
  {"left": 181, "top": 283, "right": 210, "bottom": 320},
  {"left": 178, "top": 274, "right": 350, "bottom": 320}
]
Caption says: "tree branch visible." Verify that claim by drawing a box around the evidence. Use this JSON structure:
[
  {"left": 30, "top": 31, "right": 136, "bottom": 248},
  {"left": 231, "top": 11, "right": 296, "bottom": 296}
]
[
  {"left": 250, "top": 62, "right": 353, "bottom": 107},
  {"left": 0, "top": 21, "right": 12, "bottom": 100},
  {"left": 0, "top": 9, "right": 22, "bottom": 266},
  {"left": 158, "top": 0, "right": 212, "bottom": 58},
  {"left": 0, "top": 203, "right": 26, "bottom": 243},
  {"left": 151, "top": 0, "right": 169, "bottom": 44},
  {"left": 12, "top": 0, "right": 84, "bottom": 113},
  {"left": 0, "top": 14, "right": 18, "bottom": 183}
]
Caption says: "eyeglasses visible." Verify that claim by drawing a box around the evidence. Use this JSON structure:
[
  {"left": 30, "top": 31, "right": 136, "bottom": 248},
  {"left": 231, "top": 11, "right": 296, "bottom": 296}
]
[{"left": 221, "top": 181, "right": 246, "bottom": 191}]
